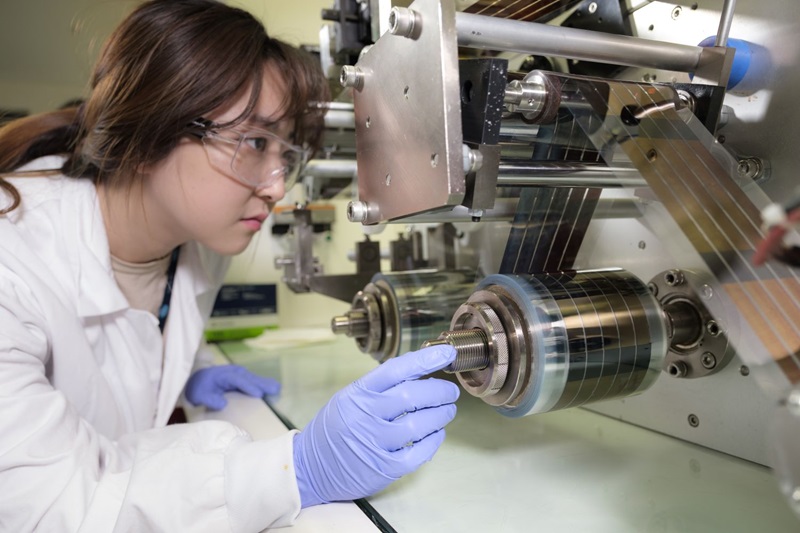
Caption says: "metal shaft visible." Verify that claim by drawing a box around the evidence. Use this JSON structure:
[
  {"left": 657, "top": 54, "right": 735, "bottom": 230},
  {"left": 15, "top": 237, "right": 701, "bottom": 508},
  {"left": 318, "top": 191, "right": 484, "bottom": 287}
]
[
  {"left": 302, "top": 159, "right": 358, "bottom": 178},
  {"left": 497, "top": 163, "right": 646, "bottom": 188},
  {"left": 398, "top": 198, "right": 643, "bottom": 223},
  {"left": 324, "top": 110, "right": 356, "bottom": 129},
  {"left": 331, "top": 310, "right": 370, "bottom": 338},
  {"left": 663, "top": 300, "right": 703, "bottom": 347},
  {"left": 455, "top": 11, "right": 703, "bottom": 72},
  {"left": 716, "top": 0, "right": 738, "bottom": 47},
  {"left": 423, "top": 329, "right": 490, "bottom": 373}
]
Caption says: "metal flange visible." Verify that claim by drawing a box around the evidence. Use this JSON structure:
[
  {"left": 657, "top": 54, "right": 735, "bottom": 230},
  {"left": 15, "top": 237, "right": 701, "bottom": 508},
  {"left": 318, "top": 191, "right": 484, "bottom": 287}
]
[{"left": 648, "top": 269, "right": 732, "bottom": 378}]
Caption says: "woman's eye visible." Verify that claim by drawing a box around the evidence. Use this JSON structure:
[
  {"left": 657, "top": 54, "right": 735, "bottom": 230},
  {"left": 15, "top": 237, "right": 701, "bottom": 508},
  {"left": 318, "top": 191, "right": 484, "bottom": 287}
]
[{"left": 244, "top": 135, "right": 268, "bottom": 152}]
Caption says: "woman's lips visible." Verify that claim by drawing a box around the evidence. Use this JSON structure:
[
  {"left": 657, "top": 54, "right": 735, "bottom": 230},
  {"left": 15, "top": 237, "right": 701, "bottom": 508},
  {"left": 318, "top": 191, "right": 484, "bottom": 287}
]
[{"left": 241, "top": 214, "right": 266, "bottom": 231}]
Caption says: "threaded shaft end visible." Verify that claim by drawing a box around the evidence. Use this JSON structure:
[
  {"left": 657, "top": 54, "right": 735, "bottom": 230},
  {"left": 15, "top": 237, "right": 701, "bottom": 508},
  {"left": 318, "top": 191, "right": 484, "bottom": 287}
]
[{"left": 440, "top": 329, "right": 490, "bottom": 373}]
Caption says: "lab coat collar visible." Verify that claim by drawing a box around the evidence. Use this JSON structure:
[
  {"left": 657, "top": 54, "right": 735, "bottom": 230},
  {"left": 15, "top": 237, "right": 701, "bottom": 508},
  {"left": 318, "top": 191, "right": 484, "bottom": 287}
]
[
  {"left": 71, "top": 182, "right": 130, "bottom": 319},
  {"left": 59, "top": 174, "right": 220, "bottom": 424},
  {"left": 56, "top": 173, "right": 217, "bottom": 320}
]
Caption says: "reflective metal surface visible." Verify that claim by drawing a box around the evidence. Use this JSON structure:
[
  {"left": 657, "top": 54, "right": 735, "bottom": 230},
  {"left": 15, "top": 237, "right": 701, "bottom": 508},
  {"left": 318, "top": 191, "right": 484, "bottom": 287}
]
[
  {"left": 649, "top": 268, "right": 733, "bottom": 379},
  {"left": 351, "top": 0, "right": 465, "bottom": 223},
  {"left": 522, "top": 69, "right": 800, "bottom": 391},
  {"left": 331, "top": 270, "right": 478, "bottom": 361},
  {"left": 456, "top": 11, "right": 706, "bottom": 72},
  {"left": 427, "top": 269, "right": 667, "bottom": 416}
]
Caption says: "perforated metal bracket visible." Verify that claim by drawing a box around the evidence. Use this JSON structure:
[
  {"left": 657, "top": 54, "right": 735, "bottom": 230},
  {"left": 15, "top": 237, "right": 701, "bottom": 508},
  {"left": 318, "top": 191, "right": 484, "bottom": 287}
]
[{"left": 352, "top": 0, "right": 465, "bottom": 224}]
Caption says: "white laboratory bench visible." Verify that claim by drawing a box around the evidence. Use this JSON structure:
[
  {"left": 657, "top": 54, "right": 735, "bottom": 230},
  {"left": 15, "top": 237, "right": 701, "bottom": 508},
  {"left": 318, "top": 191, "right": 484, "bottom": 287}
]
[{"left": 190, "top": 329, "right": 800, "bottom": 532}]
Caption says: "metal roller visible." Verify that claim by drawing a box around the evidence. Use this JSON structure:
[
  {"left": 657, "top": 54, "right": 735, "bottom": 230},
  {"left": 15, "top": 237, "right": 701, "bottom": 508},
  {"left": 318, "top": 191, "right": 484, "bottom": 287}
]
[
  {"left": 331, "top": 270, "right": 477, "bottom": 362},
  {"left": 424, "top": 270, "right": 669, "bottom": 416}
]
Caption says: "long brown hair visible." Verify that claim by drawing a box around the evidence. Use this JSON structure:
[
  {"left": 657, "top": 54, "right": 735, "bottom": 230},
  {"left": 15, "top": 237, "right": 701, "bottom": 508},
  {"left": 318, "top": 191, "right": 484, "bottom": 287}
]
[{"left": 0, "top": 0, "right": 329, "bottom": 215}]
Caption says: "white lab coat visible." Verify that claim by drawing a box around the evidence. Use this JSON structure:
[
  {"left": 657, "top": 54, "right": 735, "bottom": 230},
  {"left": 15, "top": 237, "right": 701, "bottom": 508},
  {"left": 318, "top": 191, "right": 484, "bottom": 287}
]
[{"left": 0, "top": 156, "right": 301, "bottom": 532}]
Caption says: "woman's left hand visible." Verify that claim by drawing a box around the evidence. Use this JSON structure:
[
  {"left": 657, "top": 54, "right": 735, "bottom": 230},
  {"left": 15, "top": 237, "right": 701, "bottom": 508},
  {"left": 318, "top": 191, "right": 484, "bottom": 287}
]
[{"left": 185, "top": 365, "right": 281, "bottom": 410}]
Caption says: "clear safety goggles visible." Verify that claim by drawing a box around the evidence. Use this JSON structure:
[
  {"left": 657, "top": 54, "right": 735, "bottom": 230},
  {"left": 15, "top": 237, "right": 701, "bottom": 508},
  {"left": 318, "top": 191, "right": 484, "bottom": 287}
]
[{"left": 189, "top": 118, "right": 308, "bottom": 190}]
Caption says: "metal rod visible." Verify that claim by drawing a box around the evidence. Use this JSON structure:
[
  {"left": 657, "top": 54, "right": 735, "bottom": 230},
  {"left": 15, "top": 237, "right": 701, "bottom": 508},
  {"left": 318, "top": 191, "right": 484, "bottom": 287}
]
[
  {"left": 324, "top": 110, "right": 356, "bottom": 129},
  {"left": 302, "top": 159, "right": 358, "bottom": 178},
  {"left": 395, "top": 197, "right": 642, "bottom": 223},
  {"left": 715, "top": 0, "right": 737, "bottom": 47},
  {"left": 313, "top": 102, "right": 354, "bottom": 111},
  {"left": 455, "top": 11, "right": 703, "bottom": 72},
  {"left": 497, "top": 162, "right": 646, "bottom": 188}
]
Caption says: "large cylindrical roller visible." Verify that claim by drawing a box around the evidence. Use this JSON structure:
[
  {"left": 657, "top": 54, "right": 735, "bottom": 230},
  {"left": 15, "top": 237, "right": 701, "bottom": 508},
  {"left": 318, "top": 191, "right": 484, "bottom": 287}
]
[{"left": 424, "top": 270, "right": 668, "bottom": 417}]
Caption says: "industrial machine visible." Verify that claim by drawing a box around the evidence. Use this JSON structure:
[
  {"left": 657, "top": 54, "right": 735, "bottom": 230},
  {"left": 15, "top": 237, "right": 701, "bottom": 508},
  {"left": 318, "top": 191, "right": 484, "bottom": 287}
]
[{"left": 291, "top": 0, "right": 800, "bottom": 518}]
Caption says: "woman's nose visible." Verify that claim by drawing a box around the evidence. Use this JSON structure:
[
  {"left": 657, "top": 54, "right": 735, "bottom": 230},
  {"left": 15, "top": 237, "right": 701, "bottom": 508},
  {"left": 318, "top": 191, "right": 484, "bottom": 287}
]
[{"left": 254, "top": 177, "right": 285, "bottom": 203}]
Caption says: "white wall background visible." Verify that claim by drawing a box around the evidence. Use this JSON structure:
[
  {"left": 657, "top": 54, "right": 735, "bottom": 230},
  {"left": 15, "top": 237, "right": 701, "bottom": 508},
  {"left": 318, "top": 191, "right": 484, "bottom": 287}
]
[
  {"left": 0, "top": 0, "right": 335, "bottom": 113},
  {"left": 1, "top": 0, "right": 401, "bottom": 327}
]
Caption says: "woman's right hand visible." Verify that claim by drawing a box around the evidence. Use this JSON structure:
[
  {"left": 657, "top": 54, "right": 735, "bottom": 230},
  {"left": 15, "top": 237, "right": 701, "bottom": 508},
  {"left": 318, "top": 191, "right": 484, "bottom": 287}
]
[{"left": 292, "top": 345, "right": 460, "bottom": 507}]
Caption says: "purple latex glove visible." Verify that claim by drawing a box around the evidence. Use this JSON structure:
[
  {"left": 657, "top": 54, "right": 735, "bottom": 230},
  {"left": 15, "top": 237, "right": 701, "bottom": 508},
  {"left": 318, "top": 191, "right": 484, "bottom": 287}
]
[
  {"left": 185, "top": 364, "right": 280, "bottom": 410},
  {"left": 293, "top": 345, "right": 459, "bottom": 507}
]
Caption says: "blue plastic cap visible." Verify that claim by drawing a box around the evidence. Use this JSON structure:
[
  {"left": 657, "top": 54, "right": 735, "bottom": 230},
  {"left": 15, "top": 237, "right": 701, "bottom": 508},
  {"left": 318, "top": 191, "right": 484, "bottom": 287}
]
[{"left": 698, "top": 36, "right": 752, "bottom": 90}]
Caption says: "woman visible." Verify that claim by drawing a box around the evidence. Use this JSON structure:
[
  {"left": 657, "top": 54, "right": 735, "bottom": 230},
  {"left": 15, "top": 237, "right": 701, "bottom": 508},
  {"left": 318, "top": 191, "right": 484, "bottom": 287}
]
[{"left": 0, "top": 1, "right": 459, "bottom": 531}]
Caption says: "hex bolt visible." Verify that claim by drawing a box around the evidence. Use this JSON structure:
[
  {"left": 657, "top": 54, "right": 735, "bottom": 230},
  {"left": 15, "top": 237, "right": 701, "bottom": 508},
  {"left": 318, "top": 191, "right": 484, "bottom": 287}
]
[
  {"left": 340, "top": 65, "right": 365, "bottom": 90},
  {"left": 347, "top": 200, "right": 369, "bottom": 223},
  {"left": 701, "top": 352, "right": 717, "bottom": 369},
  {"left": 388, "top": 7, "right": 421, "bottom": 39}
]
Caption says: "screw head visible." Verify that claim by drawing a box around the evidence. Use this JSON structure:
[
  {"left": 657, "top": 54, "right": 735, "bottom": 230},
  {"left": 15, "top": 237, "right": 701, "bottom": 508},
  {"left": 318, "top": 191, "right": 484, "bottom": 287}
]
[
  {"left": 340, "top": 65, "right": 365, "bottom": 90},
  {"left": 388, "top": 7, "right": 420, "bottom": 39},
  {"left": 668, "top": 361, "right": 688, "bottom": 378},
  {"left": 701, "top": 352, "right": 717, "bottom": 369},
  {"left": 347, "top": 201, "right": 369, "bottom": 223},
  {"left": 664, "top": 269, "right": 684, "bottom": 286},
  {"left": 688, "top": 414, "right": 700, "bottom": 427}
]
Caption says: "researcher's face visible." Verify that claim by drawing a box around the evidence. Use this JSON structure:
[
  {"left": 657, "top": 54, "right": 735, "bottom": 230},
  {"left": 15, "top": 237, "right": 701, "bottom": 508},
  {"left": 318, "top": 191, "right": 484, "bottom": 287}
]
[{"left": 143, "top": 62, "right": 291, "bottom": 256}]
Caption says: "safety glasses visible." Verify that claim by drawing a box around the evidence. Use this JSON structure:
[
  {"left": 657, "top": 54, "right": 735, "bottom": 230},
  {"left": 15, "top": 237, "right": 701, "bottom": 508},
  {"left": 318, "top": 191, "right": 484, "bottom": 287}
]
[{"left": 188, "top": 118, "right": 308, "bottom": 190}]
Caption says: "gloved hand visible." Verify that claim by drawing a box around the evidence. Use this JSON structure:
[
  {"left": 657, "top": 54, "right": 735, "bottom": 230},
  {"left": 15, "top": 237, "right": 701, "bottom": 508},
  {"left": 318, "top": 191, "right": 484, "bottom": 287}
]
[
  {"left": 184, "top": 364, "right": 280, "bottom": 410},
  {"left": 292, "top": 345, "right": 459, "bottom": 507}
]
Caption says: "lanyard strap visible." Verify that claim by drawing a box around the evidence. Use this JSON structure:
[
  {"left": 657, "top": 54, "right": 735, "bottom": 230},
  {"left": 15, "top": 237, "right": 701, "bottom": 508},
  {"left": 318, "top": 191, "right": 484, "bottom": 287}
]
[{"left": 157, "top": 247, "right": 181, "bottom": 333}]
